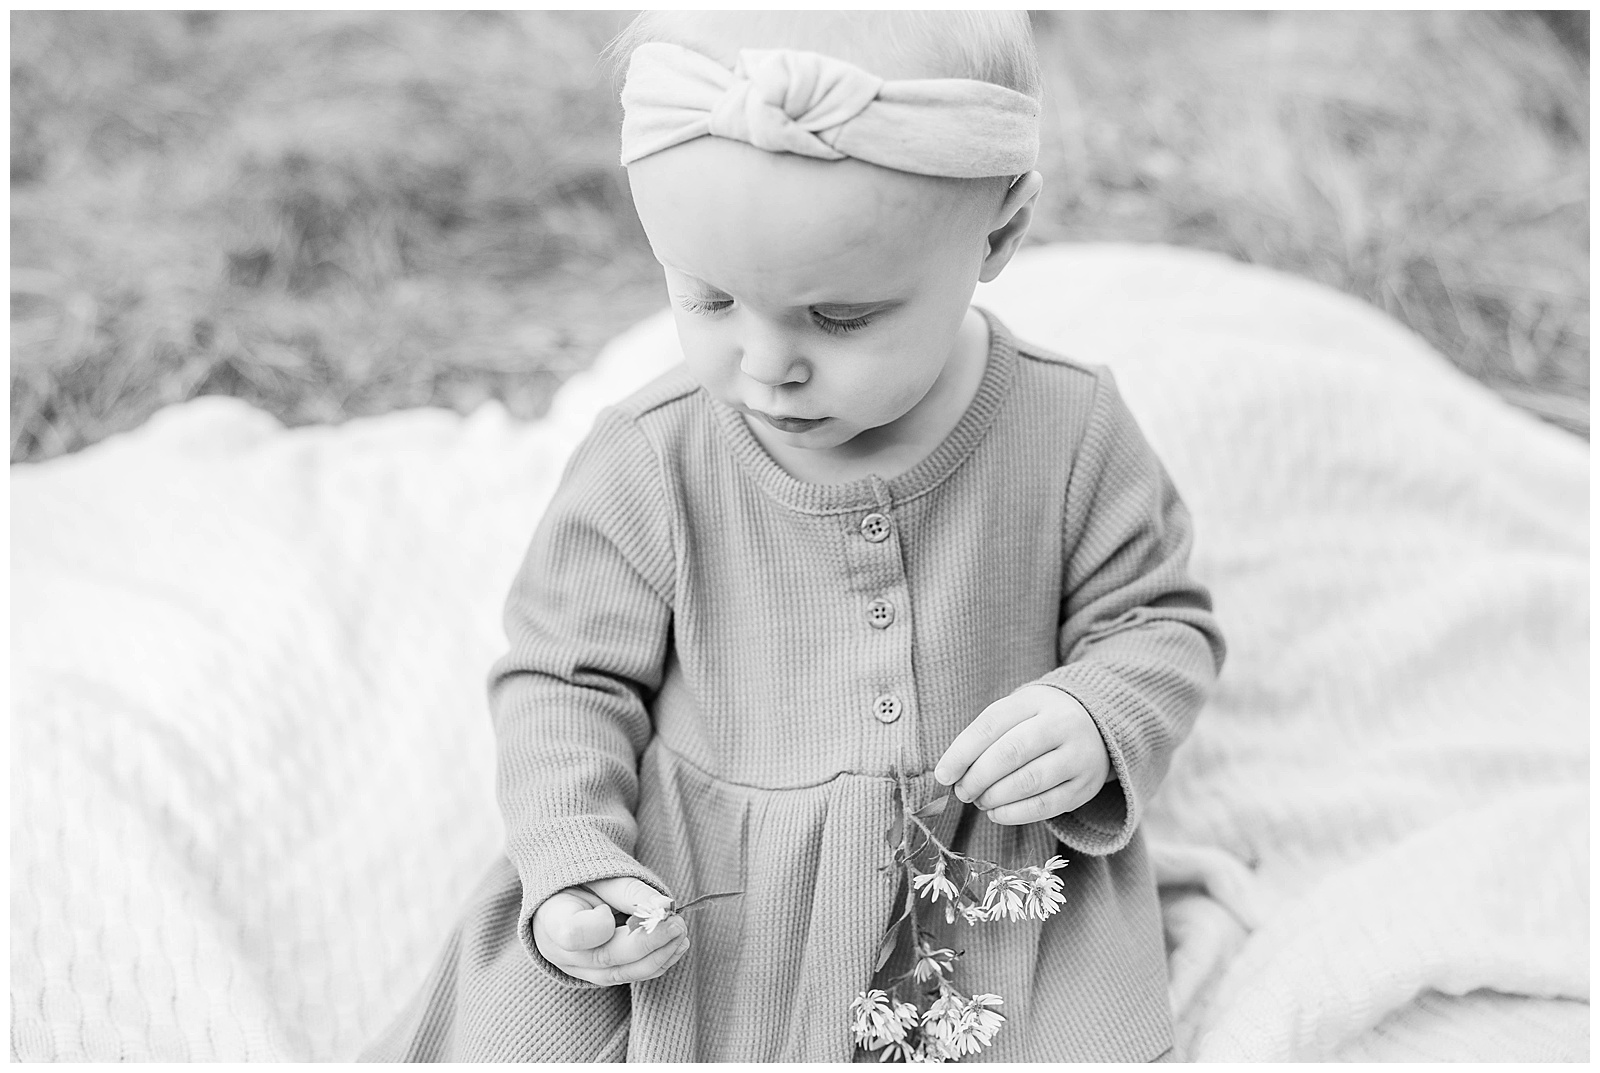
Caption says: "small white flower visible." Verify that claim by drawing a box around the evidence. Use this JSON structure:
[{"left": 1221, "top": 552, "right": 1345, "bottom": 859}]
[
  {"left": 959, "top": 904, "right": 987, "bottom": 926},
  {"left": 911, "top": 861, "right": 960, "bottom": 905},
  {"left": 851, "top": 989, "right": 917, "bottom": 1049},
  {"left": 1004, "top": 875, "right": 1035, "bottom": 921},
  {"left": 879, "top": 1033, "right": 928, "bottom": 1063},
  {"left": 919, "top": 993, "right": 962, "bottom": 1057},
  {"left": 922, "top": 992, "right": 1005, "bottom": 1058},
  {"left": 924, "top": 996, "right": 958, "bottom": 1027},
  {"left": 633, "top": 903, "right": 673, "bottom": 934},
  {"left": 1024, "top": 867, "right": 1066, "bottom": 920},
  {"left": 969, "top": 886, "right": 1007, "bottom": 922},
  {"left": 851, "top": 990, "right": 893, "bottom": 1047},
  {"left": 966, "top": 993, "right": 1005, "bottom": 1045},
  {"left": 913, "top": 944, "right": 957, "bottom": 982},
  {"left": 922, "top": 992, "right": 961, "bottom": 1028},
  {"left": 980, "top": 876, "right": 1028, "bottom": 922},
  {"left": 1042, "top": 854, "right": 1069, "bottom": 874}
]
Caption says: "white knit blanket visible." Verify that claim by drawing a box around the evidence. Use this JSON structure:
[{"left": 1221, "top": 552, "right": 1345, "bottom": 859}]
[{"left": 11, "top": 244, "right": 1588, "bottom": 1061}]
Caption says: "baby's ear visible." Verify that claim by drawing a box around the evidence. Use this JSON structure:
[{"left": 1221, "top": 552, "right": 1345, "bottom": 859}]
[{"left": 979, "top": 171, "right": 1043, "bottom": 283}]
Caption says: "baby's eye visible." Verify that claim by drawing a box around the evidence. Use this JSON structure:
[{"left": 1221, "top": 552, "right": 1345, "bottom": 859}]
[
  {"left": 677, "top": 295, "right": 732, "bottom": 316},
  {"left": 811, "top": 309, "right": 874, "bottom": 335}
]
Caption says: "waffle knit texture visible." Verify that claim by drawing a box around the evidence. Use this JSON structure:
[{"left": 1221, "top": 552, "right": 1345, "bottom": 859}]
[{"left": 361, "top": 311, "right": 1224, "bottom": 1062}]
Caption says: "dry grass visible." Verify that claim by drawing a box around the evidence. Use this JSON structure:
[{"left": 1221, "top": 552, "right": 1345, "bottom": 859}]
[
  {"left": 1029, "top": 11, "right": 1588, "bottom": 432},
  {"left": 9, "top": 10, "right": 1589, "bottom": 463}
]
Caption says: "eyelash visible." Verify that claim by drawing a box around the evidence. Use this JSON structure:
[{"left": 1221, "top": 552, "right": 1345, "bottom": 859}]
[
  {"left": 814, "top": 312, "right": 873, "bottom": 335},
  {"left": 678, "top": 296, "right": 731, "bottom": 316},
  {"left": 675, "top": 296, "right": 875, "bottom": 335}
]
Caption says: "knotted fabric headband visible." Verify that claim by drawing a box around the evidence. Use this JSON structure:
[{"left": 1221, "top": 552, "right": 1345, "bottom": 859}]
[{"left": 619, "top": 41, "right": 1040, "bottom": 178}]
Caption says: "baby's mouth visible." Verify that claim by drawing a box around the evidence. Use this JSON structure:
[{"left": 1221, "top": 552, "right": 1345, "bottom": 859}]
[{"left": 749, "top": 409, "right": 830, "bottom": 434}]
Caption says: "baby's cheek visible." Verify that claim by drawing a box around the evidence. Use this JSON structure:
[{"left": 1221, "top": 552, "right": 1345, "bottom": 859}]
[
  {"left": 866, "top": 346, "right": 945, "bottom": 413},
  {"left": 677, "top": 336, "right": 737, "bottom": 397}
]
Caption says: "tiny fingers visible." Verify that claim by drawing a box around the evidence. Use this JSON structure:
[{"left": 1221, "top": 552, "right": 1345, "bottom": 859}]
[
  {"left": 622, "top": 932, "right": 691, "bottom": 983},
  {"left": 953, "top": 722, "right": 1057, "bottom": 805},
  {"left": 935, "top": 693, "right": 1037, "bottom": 787},
  {"left": 983, "top": 778, "right": 1098, "bottom": 826},
  {"left": 558, "top": 914, "right": 689, "bottom": 981},
  {"left": 569, "top": 929, "right": 691, "bottom": 986},
  {"left": 973, "top": 748, "right": 1078, "bottom": 811}
]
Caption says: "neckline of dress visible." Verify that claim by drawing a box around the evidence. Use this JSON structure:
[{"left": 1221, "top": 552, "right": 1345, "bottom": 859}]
[{"left": 707, "top": 306, "right": 1017, "bottom": 515}]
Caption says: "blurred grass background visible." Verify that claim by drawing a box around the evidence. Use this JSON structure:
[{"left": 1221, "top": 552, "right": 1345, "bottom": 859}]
[{"left": 10, "top": 10, "right": 1590, "bottom": 464}]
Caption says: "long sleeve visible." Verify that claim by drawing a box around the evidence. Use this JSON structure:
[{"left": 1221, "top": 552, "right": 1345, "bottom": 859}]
[
  {"left": 1034, "top": 367, "right": 1226, "bottom": 857},
  {"left": 488, "top": 408, "right": 678, "bottom": 984}
]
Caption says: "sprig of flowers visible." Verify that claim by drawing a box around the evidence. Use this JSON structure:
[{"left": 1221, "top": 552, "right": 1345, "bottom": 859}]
[
  {"left": 851, "top": 784, "right": 1069, "bottom": 1062},
  {"left": 625, "top": 890, "right": 743, "bottom": 934},
  {"left": 850, "top": 985, "right": 1006, "bottom": 1062}
]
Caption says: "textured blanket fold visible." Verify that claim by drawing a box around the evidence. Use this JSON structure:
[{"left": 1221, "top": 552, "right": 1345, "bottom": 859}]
[{"left": 10, "top": 243, "right": 1587, "bottom": 1061}]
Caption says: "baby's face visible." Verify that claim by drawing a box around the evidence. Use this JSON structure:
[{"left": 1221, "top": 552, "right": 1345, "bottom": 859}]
[{"left": 628, "top": 138, "right": 994, "bottom": 454}]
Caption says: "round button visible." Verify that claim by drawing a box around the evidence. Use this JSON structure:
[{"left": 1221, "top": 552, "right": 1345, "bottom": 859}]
[
  {"left": 866, "top": 598, "right": 895, "bottom": 629},
  {"left": 872, "top": 693, "right": 903, "bottom": 723},
  {"left": 860, "top": 513, "right": 892, "bottom": 543}
]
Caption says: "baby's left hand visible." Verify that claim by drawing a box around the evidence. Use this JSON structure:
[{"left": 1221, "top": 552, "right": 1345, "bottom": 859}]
[{"left": 933, "top": 685, "right": 1112, "bottom": 825}]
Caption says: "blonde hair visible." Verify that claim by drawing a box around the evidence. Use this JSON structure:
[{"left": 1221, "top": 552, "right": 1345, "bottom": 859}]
[{"left": 605, "top": 10, "right": 1042, "bottom": 100}]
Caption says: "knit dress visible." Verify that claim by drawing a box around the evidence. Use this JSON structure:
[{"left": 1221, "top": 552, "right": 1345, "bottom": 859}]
[{"left": 362, "top": 311, "right": 1225, "bottom": 1063}]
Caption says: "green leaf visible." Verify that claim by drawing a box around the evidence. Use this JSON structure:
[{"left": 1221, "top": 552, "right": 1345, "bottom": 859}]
[
  {"left": 885, "top": 812, "right": 905, "bottom": 851},
  {"left": 874, "top": 917, "right": 905, "bottom": 973},
  {"left": 676, "top": 890, "right": 744, "bottom": 916},
  {"left": 913, "top": 792, "right": 951, "bottom": 822}
]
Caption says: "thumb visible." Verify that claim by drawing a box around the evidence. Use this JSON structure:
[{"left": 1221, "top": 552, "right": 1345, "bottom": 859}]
[
  {"left": 586, "top": 876, "right": 672, "bottom": 917},
  {"left": 534, "top": 887, "right": 614, "bottom": 951}
]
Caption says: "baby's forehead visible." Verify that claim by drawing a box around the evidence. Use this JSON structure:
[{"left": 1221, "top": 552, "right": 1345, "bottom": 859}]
[
  {"left": 629, "top": 139, "right": 990, "bottom": 297},
  {"left": 654, "top": 135, "right": 984, "bottom": 224}
]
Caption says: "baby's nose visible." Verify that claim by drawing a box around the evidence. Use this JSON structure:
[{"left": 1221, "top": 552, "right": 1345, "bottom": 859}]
[{"left": 739, "top": 341, "right": 809, "bottom": 387}]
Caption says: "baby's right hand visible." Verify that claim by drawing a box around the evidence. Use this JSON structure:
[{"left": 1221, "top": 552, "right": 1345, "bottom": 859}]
[{"left": 532, "top": 876, "right": 690, "bottom": 986}]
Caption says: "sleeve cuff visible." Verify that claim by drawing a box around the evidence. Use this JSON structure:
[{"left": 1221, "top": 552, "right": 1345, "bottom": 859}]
[{"left": 1034, "top": 679, "right": 1140, "bottom": 857}]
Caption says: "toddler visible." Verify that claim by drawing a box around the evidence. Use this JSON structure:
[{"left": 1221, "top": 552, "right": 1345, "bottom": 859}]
[{"left": 366, "top": 10, "right": 1223, "bottom": 1063}]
